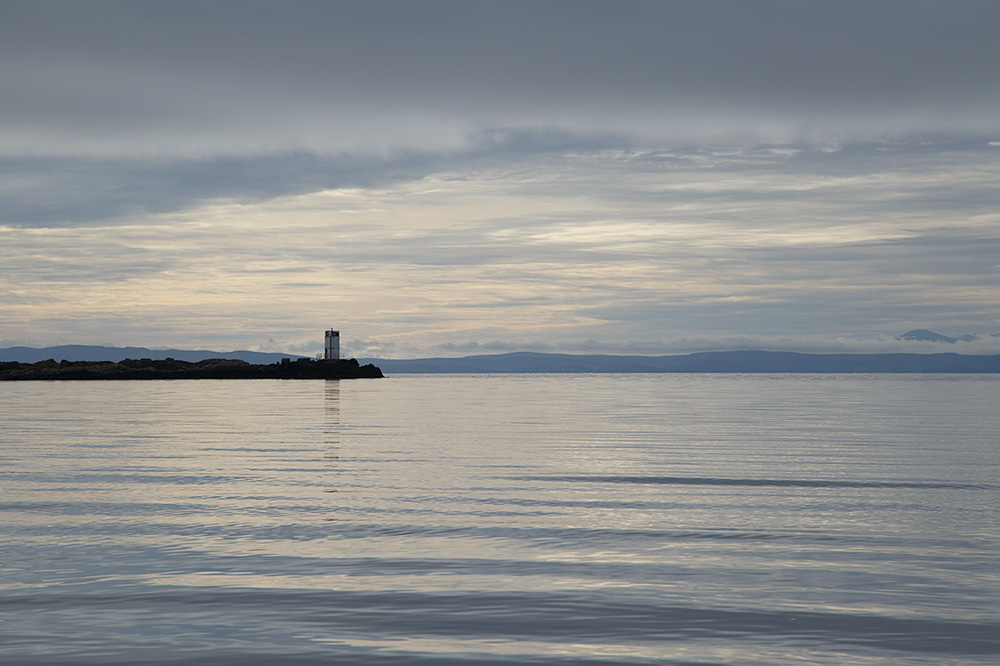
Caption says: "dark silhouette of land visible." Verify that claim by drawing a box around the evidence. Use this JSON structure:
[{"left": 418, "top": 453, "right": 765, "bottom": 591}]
[
  {"left": 0, "top": 357, "right": 382, "bottom": 381},
  {"left": 358, "top": 350, "right": 1000, "bottom": 373},
  {"left": 4, "top": 339, "right": 1000, "bottom": 375}
]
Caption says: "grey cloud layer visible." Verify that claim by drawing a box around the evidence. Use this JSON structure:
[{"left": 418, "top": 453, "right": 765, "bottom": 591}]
[
  {"left": 0, "top": 153, "right": 431, "bottom": 227},
  {"left": 3, "top": 1, "right": 999, "bottom": 158}
]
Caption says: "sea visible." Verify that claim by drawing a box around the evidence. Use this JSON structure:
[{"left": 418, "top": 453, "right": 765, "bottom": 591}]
[{"left": 1, "top": 374, "right": 998, "bottom": 665}]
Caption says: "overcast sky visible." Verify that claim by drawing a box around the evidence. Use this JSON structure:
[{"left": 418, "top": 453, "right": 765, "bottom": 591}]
[{"left": 2, "top": 0, "right": 1000, "bottom": 357}]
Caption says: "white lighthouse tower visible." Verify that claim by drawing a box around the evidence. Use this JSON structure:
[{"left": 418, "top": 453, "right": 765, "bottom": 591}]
[{"left": 324, "top": 329, "right": 340, "bottom": 360}]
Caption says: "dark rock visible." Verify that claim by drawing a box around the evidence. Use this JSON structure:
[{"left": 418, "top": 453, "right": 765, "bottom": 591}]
[{"left": 0, "top": 357, "right": 383, "bottom": 381}]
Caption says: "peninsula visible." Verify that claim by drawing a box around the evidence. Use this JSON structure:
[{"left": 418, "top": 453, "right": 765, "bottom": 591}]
[{"left": 0, "top": 357, "right": 383, "bottom": 381}]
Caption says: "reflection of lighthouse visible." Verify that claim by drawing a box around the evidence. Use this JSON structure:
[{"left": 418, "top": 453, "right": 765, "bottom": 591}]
[{"left": 324, "top": 329, "right": 340, "bottom": 360}]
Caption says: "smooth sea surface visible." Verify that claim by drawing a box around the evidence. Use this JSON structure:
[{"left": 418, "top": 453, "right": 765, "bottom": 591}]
[{"left": 1, "top": 374, "right": 998, "bottom": 665}]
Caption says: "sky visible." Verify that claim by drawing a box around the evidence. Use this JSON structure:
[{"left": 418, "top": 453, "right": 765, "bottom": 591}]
[{"left": 2, "top": 0, "right": 1000, "bottom": 358}]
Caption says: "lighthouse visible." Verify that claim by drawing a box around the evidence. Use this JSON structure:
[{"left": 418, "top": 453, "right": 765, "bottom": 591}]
[{"left": 324, "top": 329, "right": 340, "bottom": 360}]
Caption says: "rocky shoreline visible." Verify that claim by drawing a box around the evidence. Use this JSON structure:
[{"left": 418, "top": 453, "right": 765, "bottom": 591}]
[{"left": 0, "top": 357, "right": 383, "bottom": 381}]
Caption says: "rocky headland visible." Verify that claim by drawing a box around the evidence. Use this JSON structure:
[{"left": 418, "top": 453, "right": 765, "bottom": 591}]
[{"left": 0, "top": 357, "right": 383, "bottom": 381}]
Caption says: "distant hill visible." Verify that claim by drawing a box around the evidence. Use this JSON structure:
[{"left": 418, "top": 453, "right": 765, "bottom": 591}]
[
  {"left": 899, "top": 329, "right": 958, "bottom": 343},
  {"left": 0, "top": 345, "right": 309, "bottom": 364},
  {"left": 898, "top": 329, "right": 982, "bottom": 343},
  {"left": 5, "top": 344, "right": 1000, "bottom": 374},
  {"left": 358, "top": 350, "right": 1000, "bottom": 374}
]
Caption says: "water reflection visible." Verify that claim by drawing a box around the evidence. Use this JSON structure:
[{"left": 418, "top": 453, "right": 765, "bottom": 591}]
[
  {"left": 323, "top": 381, "right": 341, "bottom": 467},
  {"left": 1, "top": 376, "right": 998, "bottom": 665}
]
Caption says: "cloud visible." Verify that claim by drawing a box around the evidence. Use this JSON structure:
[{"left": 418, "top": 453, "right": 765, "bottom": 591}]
[
  {"left": 2, "top": 3, "right": 999, "bottom": 354},
  {"left": 2, "top": 1, "right": 999, "bottom": 160},
  {"left": 0, "top": 152, "right": 437, "bottom": 228},
  {"left": 2, "top": 140, "right": 998, "bottom": 353}
]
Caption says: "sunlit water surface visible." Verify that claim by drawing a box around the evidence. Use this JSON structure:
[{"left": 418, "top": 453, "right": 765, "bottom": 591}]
[{"left": 1, "top": 374, "right": 998, "bottom": 664}]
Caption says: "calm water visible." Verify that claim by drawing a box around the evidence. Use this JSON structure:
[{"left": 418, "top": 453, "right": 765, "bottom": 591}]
[{"left": 1, "top": 374, "right": 998, "bottom": 665}]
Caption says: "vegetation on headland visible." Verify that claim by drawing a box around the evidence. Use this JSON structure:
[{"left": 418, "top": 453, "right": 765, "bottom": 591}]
[{"left": 0, "top": 357, "right": 383, "bottom": 380}]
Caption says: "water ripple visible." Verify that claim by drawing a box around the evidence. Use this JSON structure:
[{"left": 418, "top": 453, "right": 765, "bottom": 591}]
[
  {"left": 518, "top": 475, "right": 993, "bottom": 490},
  {"left": 3, "top": 589, "right": 998, "bottom": 655}
]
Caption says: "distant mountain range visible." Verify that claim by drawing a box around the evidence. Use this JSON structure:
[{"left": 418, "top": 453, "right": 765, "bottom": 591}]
[
  {"left": 898, "top": 329, "right": 982, "bottom": 343},
  {"left": 0, "top": 345, "right": 308, "bottom": 364},
  {"left": 358, "top": 350, "right": 1000, "bottom": 373},
  {"left": 4, "top": 332, "right": 1000, "bottom": 374}
]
